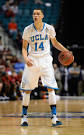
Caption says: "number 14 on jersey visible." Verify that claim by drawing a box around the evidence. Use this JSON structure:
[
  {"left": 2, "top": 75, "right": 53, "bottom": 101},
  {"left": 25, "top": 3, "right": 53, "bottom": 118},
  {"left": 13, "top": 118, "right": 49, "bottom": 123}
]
[{"left": 35, "top": 42, "right": 44, "bottom": 51}]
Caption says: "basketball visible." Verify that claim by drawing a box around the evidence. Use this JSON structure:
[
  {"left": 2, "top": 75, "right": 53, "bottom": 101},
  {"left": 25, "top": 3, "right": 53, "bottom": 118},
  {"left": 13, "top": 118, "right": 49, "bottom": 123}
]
[{"left": 58, "top": 51, "right": 74, "bottom": 66}]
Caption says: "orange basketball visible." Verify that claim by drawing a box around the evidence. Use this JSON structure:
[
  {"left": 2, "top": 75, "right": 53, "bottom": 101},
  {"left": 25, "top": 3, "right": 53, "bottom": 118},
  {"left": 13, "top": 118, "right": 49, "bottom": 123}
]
[{"left": 58, "top": 51, "right": 74, "bottom": 66}]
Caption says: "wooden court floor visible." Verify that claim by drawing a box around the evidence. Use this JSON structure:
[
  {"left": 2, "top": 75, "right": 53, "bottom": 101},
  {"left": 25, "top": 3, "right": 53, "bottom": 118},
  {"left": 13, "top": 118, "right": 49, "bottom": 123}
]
[{"left": 0, "top": 98, "right": 84, "bottom": 135}]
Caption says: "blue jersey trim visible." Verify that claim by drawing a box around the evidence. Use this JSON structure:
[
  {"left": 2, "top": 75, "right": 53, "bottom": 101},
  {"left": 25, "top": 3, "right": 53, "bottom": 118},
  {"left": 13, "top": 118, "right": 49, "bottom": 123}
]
[
  {"left": 44, "top": 86, "right": 59, "bottom": 90},
  {"left": 19, "top": 88, "right": 32, "bottom": 91},
  {"left": 41, "top": 23, "right": 45, "bottom": 31},
  {"left": 33, "top": 23, "right": 45, "bottom": 32},
  {"left": 33, "top": 23, "right": 37, "bottom": 31}
]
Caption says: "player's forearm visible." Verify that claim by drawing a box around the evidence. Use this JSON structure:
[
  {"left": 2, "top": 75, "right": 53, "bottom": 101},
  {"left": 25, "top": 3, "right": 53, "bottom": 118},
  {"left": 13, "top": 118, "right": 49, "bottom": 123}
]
[
  {"left": 22, "top": 39, "right": 29, "bottom": 63},
  {"left": 51, "top": 38, "right": 69, "bottom": 52},
  {"left": 54, "top": 41, "right": 68, "bottom": 52},
  {"left": 22, "top": 47, "right": 28, "bottom": 63}
]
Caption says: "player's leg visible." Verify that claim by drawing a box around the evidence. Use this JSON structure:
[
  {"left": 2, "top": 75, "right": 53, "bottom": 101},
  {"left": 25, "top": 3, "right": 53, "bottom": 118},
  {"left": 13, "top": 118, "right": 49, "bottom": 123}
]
[
  {"left": 20, "top": 65, "right": 40, "bottom": 126},
  {"left": 21, "top": 91, "right": 31, "bottom": 126},
  {"left": 48, "top": 88, "right": 62, "bottom": 126},
  {"left": 41, "top": 54, "right": 62, "bottom": 126}
]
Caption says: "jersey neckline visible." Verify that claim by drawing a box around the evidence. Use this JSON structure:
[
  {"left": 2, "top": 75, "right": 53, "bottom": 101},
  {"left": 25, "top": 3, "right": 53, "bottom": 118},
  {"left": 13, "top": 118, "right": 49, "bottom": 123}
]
[{"left": 33, "top": 23, "right": 45, "bottom": 32}]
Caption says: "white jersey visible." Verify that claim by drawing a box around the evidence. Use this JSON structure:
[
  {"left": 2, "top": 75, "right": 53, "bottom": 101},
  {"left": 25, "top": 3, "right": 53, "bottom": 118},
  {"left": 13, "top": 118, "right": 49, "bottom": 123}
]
[
  {"left": 20, "top": 23, "right": 58, "bottom": 91},
  {"left": 22, "top": 23, "right": 56, "bottom": 57}
]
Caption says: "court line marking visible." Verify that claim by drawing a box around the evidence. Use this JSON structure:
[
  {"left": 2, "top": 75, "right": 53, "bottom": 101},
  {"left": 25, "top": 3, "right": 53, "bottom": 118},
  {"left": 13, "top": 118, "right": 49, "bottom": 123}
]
[
  {"left": 0, "top": 112, "right": 84, "bottom": 118},
  {"left": 0, "top": 115, "right": 84, "bottom": 118}
]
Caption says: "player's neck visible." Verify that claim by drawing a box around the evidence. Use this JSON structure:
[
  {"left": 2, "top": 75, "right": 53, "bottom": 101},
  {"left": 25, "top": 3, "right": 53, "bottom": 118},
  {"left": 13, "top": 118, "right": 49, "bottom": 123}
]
[{"left": 34, "top": 21, "right": 44, "bottom": 32}]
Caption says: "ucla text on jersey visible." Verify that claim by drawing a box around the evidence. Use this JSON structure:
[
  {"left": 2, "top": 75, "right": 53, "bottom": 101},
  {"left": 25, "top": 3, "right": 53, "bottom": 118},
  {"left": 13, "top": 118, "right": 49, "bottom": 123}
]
[{"left": 31, "top": 34, "right": 48, "bottom": 42}]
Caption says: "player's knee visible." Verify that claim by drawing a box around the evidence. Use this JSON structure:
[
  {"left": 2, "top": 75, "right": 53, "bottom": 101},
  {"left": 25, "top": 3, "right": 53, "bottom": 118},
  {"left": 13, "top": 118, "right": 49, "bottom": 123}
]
[
  {"left": 48, "top": 90, "right": 56, "bottom": 105},
  {"left": 22, "top": 92, "right": 30, "bottom": 106}
]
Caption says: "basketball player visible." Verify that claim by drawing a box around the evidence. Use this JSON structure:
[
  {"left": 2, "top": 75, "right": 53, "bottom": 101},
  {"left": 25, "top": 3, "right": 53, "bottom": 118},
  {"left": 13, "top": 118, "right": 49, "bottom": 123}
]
[{"left": 20, "top": 8, "right": 70, "bottom": 126}]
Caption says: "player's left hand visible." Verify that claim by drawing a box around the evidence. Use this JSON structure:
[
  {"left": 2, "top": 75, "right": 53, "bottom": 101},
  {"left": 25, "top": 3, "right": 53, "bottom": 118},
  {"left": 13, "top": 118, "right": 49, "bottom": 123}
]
[{"left": 26, "top": 57, "right": 33, "bottom": 67}]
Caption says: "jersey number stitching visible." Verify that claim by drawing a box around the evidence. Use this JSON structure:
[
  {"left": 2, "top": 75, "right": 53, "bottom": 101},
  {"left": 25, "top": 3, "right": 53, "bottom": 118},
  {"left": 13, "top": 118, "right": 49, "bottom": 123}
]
[{"left": 35, "top": 42, "right": 44, "bottom": 51}]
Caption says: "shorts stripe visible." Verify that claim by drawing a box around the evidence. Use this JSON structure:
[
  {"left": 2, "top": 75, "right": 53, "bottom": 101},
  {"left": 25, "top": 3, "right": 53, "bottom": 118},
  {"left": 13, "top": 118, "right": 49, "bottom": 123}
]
[
  {"left": 44, "top": 86, "right": 59, "bottom": 90},
  {"left": 19, "top": 88, "right": 32, "bottom": 91}
]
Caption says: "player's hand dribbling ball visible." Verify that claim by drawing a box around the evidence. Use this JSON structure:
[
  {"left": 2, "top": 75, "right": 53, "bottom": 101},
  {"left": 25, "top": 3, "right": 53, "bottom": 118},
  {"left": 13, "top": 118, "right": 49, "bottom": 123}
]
[{"left": 58, "top": 51, "right": 74, "bottom": 66}]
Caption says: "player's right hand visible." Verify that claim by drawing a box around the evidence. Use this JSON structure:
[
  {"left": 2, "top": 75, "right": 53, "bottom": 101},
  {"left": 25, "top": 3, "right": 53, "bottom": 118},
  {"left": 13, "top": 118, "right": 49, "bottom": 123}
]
[{"left": 26, "top": 58, "right": 33, "bottom": 67}]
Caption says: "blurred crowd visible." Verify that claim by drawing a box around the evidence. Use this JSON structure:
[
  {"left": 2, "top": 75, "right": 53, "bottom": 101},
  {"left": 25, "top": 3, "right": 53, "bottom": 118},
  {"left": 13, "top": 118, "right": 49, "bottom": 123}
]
[
  {"left": 0, "top": 0, "right": 24, "bottom": 50},
  {"left": 53, "top": 62, "right": 84, "bottom": 96},
  {"left": 0, "top": 36, "right": 24, "bottom": 101}
]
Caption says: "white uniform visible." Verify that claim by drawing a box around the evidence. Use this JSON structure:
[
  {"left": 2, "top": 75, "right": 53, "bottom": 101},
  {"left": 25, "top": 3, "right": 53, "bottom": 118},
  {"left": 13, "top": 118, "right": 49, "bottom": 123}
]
[{"left": 20, "top": 23, "right": 58, "bottom": 91}]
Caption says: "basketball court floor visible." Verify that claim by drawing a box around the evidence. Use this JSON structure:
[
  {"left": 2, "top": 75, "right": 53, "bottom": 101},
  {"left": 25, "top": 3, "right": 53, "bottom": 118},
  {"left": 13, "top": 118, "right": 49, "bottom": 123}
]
[{"left": 0, "top": 97, "right": 84, "bottom": 135}]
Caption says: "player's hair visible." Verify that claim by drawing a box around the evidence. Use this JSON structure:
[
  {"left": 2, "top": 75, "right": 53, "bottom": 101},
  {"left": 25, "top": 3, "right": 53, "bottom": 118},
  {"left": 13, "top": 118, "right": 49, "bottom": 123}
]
[{"left": 33, "top": 8, "right": 44, "bottom": 15}]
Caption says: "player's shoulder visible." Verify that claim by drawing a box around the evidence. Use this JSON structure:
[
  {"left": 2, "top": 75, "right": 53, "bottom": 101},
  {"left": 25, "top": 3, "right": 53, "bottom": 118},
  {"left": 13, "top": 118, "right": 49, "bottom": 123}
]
[
  {"left": 23, "top": 23, "right": 33, "bottom": 31},
  {"left": 45, "top": 23, "right": 55, "bottom": 31}
]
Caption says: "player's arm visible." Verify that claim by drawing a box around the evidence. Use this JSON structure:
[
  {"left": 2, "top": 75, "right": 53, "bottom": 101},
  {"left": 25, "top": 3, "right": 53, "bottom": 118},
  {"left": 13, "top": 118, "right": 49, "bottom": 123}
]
[
  {"left": 22, "top": 39, "right": 33, "bottom": 66},
  {"left": 51, "top": 37, "right": 69, "bottom": 52}
]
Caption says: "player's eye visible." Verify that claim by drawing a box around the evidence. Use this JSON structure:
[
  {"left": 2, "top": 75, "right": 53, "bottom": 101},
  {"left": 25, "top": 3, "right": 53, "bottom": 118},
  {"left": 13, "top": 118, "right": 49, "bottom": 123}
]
[
  {"left": 37, "top": 13, "right": 40, "bottom": 15},
  {"left": 33, "top": 12, "right": 40, "bottom": 16}
]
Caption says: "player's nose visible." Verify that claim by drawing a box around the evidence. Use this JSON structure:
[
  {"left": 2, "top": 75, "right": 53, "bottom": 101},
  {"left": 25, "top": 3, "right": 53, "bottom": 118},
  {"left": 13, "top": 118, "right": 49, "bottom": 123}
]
[{"left": 34, "top": 15, "right": 38, "bottom": 17}]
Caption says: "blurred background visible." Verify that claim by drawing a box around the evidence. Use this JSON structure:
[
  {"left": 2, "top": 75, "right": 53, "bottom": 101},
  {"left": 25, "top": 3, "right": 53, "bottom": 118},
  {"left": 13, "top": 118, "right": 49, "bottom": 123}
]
[{"left": 0, "top": 0, "right": 84, "bottom": 101}]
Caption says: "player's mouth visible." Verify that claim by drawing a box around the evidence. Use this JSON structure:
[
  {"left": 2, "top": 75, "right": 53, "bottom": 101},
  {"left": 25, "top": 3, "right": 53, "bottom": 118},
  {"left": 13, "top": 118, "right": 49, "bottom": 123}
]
[{"left": 34, "top": 18, "right": 38, "bottom": 21}]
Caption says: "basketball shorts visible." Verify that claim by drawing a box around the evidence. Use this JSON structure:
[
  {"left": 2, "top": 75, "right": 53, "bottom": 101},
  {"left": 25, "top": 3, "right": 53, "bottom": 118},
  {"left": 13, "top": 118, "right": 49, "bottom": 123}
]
[{"left": 20, "top": 54, "right": 58, "bottom": 91}]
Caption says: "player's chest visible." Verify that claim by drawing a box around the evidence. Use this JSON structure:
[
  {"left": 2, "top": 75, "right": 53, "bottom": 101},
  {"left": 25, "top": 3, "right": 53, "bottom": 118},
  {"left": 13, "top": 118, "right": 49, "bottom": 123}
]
[{"left": 29, "top": 32, "right": 49, "bottom": 43}]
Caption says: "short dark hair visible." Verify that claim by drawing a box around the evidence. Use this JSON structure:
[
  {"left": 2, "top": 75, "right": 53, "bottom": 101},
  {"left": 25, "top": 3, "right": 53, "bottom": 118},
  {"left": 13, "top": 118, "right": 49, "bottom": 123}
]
[{"left": 33, "top": 8, "right": 44, "bottom": 15}]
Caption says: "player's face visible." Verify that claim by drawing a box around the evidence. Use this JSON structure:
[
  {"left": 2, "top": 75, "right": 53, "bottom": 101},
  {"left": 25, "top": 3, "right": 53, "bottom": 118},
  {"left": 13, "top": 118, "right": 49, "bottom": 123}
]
[{"left": 33, "top": 10, "right": 44, "bottom": 23}]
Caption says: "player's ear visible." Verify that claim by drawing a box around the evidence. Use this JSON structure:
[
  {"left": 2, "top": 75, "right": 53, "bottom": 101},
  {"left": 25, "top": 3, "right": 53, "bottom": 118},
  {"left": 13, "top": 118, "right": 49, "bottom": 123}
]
[
  {"left": 42, "top": 13, "right": 44, "bottom": 19},
  {"left": 42, "top": 14, "right": 44, "bottom": 19},
  {"left": 41, "top": 10, "right": 44, "bottom": 19}
]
